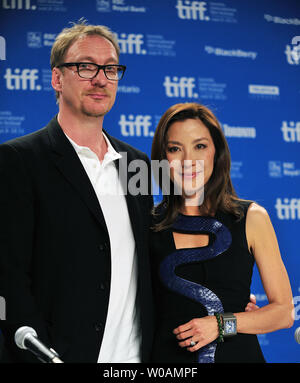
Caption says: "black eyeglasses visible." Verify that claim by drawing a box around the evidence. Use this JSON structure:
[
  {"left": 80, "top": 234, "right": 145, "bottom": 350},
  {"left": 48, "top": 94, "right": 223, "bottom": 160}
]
[{"left": 56, "top": 62, "right": 126, "bottom": 81}]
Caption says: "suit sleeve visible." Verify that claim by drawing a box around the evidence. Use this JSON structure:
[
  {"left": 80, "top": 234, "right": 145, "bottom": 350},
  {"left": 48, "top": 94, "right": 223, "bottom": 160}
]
[{"left": 0, "top": 143, "right": 51, "bottom": 362}]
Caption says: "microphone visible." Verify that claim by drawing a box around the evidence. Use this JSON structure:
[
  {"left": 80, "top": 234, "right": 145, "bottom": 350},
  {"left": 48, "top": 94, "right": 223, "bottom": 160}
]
[
  {"left": 295, "top": 327, "right": 300, "bottom": 344},
  {"left": 15, "top": 326, "right": 63, "bottom": 363}
]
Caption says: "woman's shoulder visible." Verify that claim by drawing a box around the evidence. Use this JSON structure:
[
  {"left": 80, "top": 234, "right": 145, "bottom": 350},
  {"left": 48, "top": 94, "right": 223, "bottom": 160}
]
[
  {"left": 246, "top": 202, "right": 270, "bottom": 223},
  {"left": 235, "top": 199, "right": 254, "bottom": 213},
  {"left": 245, "top": 202, "right": 274, "bottom": 246},
  {"left": 231, "top": 199, "right": 268, "bottom": 221}
]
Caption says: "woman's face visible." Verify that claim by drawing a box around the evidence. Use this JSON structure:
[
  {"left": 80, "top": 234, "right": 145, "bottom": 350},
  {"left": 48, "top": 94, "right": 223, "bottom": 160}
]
[{"left": 165, "top": 118, "right": 216, "bottom": 201}]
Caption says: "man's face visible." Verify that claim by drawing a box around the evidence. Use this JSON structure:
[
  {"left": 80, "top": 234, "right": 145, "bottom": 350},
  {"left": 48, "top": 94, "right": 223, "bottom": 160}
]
[{"left": 52, "top": 34, "right": 119, "bottom": 118}]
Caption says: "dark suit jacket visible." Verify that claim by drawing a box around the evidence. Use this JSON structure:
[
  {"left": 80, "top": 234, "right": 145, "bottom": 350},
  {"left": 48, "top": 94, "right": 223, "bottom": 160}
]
[{"left": 0, "top": 116, "right": 154, "bottom": 363}]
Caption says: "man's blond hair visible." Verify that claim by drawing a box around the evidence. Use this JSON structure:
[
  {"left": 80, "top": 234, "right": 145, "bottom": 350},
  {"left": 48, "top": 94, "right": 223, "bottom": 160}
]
[{"left": 50, "top": 19, "right": 120, "bottom": 101}]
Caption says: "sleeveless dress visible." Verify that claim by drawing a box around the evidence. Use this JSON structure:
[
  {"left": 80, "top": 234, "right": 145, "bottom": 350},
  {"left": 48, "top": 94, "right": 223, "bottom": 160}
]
[{"left": 150, "top": 201, "right": 265, "bottom": 363}]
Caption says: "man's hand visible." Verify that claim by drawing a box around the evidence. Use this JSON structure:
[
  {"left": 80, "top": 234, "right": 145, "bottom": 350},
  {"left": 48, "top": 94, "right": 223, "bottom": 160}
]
[{"left": 245, "top": 294, "right": 259, "bottom": 312}]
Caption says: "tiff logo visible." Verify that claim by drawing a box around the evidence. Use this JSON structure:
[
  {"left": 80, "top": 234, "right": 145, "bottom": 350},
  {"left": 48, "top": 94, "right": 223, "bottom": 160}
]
[
  {"left": 0, "top": 36, "right": 5, "bottom": 60},
  {"left": 275, "top": 198, "right": 300, "bottom": 220},
  {"left": 4, "top": 68, "right": 41, "bottom": 90},
  {"left": 176, "top": 0, "right": 209, "bottom": 21},
  {"left": 119, "top": 114, "right": 153, "bottom": 137},
  {"left": 163, "top": 76, "right": 198, "bottom": 98},
  {"left": 285, "top": 36, "right": 300, "bottom": 65},
  {"left": 281, "top": 121, "right": 300, "bottom": 142},
  {"left": 2, "top": 0, "right": 36, "bottom": 9},
  {"left": 116, "top": 33, "right": 146, "bottom": 55}
]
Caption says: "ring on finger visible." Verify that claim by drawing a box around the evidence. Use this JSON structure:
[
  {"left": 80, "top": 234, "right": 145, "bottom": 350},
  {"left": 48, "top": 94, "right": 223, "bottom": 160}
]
[{"left": 190, "top": 340, "right": 197, "bottom": 347}]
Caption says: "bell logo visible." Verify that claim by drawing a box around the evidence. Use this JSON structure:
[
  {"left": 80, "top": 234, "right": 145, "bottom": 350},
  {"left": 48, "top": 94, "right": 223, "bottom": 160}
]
[
  {"left": 116, "top": 33, "right": 146, "bottom": 55},
  {"left": 2, "top": 0, "right": 36, "bottom": 9},
  {"left": 281, "top": 121, "right": 300, "bottom": 142},
  {"left": 275, "top": 198, "right": 300, "bottom": 220},
  {"left": 4, "top": 68, "right": 41, "bottom": 90},
  {"left": 119, "top": 114, "right": 153, "bottom": 137},
  {"left": 176, "top": 0, "right": 209, "bottom": 21},
  {"left": 163, "top": 76, "right": 198, "bottom": 98}
]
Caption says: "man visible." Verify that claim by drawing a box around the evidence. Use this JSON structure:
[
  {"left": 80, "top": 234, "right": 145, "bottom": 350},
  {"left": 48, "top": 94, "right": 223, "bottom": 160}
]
[{"left": 0, "top": 21, "right": 153, "bottom": 363}]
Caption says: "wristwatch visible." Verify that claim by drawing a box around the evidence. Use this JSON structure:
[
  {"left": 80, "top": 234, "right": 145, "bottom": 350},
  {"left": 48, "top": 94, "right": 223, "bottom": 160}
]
[{"left": 221, "top": 313, "right": 237, "bottom": 337}]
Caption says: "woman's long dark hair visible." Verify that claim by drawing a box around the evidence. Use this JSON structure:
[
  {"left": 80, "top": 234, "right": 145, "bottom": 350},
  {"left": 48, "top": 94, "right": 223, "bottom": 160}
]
[{"left": 151, "top": 102, "right": 248, "bottom": 231}]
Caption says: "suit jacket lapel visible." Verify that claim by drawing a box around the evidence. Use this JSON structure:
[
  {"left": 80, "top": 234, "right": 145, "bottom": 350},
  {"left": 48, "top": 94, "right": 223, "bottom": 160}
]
[{"left": 46, "top": 116, "right": 109, "bottom": 234}]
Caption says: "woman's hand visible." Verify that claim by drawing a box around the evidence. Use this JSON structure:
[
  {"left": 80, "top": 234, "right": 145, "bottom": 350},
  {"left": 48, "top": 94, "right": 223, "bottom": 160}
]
[
  {"left": 245, "top": 293, "right": 259, "bottom": 312},
  {"left": 173, "top": 316, "right": 219, "bottom": 352}
]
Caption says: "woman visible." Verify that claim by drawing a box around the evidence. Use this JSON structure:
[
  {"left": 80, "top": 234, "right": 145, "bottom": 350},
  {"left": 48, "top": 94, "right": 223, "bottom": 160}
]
[{"left": 150, "top": 102, "right": 294, "bottom": 363}]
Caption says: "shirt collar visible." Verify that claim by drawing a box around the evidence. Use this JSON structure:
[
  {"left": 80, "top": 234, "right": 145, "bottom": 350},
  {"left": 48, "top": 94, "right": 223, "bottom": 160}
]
[{"left": 64, "top": 131, "right": 122, "bottom": 165}]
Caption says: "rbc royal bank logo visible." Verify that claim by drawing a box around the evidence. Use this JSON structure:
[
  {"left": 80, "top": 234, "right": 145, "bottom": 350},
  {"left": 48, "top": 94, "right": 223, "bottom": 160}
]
[
  {"left": 4, "top": 68, "right": 41, "bottom": 90},
  {"left": 163, "top": 76, "right": 198, "bottom": 98},
  {"left": 2, "top": 0, "right": 37, "bottom": 9},
  {"left": 281, "top": 121, "right": 300, "bottom": 142},
  {"left": 275, "top": 198, "right": 300, "bottom": 220},
  {"left": 27, "top": 32, "right": 42, "bottom": 48},
  {"left": 115, "top": 33, "right": 146, "bottom": 55},
  {"left": 119, "top": 114, "right": 153, "bottom": 137},
  {"left": 176, "top": 0, "right": 209, "bottom": 21}
]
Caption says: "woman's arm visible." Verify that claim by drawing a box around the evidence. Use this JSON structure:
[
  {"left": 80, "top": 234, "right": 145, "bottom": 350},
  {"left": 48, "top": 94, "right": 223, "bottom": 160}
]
[{"left": 234, "top": 203, "right": 294, "bottom": 334}]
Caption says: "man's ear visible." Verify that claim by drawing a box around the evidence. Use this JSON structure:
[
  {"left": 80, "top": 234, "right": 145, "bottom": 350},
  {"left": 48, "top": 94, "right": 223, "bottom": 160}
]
[{"left": 51, "top": 68, "right": 62, "bottom": 93}]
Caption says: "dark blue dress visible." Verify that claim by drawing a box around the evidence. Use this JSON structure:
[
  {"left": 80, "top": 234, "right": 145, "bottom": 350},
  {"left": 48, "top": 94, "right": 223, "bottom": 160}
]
[{"left": 150, "top": 201, "right": 265, "bottom": 363}]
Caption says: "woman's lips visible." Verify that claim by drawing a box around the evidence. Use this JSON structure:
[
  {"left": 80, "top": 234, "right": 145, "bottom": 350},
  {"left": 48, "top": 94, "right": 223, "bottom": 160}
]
[{"left": 179, "top": 171, "right": 202, "bottom": 179}]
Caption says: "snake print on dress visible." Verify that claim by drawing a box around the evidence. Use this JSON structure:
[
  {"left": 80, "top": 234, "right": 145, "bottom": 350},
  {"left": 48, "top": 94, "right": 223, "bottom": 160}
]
[{"left": 159, "top": 214, "right": 232, "bottom": 363}]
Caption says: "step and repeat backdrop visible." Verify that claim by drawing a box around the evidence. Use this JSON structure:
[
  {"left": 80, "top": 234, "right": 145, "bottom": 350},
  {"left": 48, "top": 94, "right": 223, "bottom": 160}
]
[{"left": 0, "top": 0, "right": 300, "bottom": 363}]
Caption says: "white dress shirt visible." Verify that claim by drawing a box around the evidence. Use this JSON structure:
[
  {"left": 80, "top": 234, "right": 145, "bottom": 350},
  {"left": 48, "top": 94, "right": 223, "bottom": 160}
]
[{"left": 65, "top": 131, "right": 141, "bottom": 363}]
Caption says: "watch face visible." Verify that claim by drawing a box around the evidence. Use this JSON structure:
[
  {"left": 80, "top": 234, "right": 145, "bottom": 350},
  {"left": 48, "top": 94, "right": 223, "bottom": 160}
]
[{"left": 224, "top": 320, "right": 236, "bottom": 334}]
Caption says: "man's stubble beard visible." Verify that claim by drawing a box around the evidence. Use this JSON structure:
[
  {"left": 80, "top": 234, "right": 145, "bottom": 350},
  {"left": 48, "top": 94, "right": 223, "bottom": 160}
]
[
  {"left": 81, "top": 91, "right": 116, "bottom": 118},
  {"left": 81, "top": 101, "right": 112, "bottom": 118}
]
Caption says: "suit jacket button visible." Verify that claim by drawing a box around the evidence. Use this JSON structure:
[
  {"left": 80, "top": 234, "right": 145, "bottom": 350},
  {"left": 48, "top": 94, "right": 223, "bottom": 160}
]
[
  {"left": 94, "top": 323, "right": 103, "bottom": 332},
  {"left": 100, "top": 283, "right": 105, "bottom": 291},
  {"left": 99, "top": 243, "right": 108, "bottom": 251}
]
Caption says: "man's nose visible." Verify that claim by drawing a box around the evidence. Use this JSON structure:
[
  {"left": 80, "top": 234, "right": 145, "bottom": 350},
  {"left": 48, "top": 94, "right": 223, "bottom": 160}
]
[{"left": 90, "top": 69, "right": 108, "bottom": 86}]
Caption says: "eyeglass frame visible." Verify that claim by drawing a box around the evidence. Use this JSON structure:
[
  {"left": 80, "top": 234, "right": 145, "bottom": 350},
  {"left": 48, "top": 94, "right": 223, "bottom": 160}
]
[{"left": 56, "top": 62, "right": 126, "bottom": 81}]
